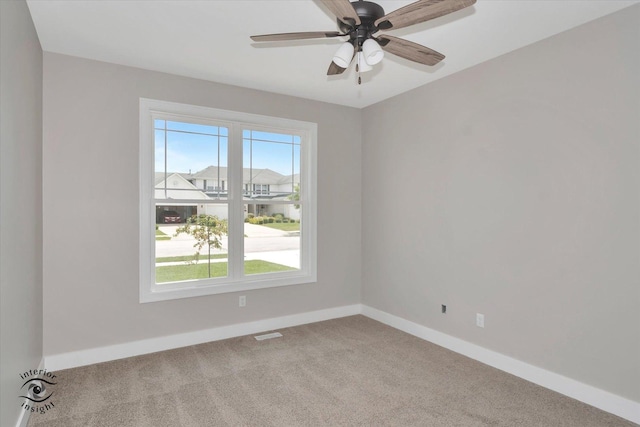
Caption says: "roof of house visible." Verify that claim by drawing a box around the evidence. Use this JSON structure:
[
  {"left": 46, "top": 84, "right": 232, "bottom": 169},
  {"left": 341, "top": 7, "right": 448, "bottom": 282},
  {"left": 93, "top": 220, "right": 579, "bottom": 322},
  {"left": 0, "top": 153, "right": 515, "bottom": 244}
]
[
  {"left": 154, "top": 172, "right": 193, "bottom": 186},
  {"left": 185, "top": 166, "right": 297, "bottom": 185},
  {"left": 278, "top": 173, "right": 300, "bottom": 185}
]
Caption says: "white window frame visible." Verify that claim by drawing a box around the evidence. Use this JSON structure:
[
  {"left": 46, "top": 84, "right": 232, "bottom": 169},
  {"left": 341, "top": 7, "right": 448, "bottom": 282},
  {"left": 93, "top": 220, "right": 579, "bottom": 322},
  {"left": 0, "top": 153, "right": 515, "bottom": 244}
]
[{"left": 139, "top": 98, "right": 317, "bottom": 303}]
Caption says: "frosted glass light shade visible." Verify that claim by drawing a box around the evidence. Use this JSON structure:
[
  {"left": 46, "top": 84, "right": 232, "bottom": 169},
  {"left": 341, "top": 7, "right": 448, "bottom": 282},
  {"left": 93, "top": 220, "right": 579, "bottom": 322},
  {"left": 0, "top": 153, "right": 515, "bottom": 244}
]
[
  {"left": 362, "top": 39, "right": 384, "bottom": 65},
  {"left": 333, "top": 42, "right": 355, "bottom": 68},
  {"left": 357, "top": 52, "right": 372, "bottom": 72}
]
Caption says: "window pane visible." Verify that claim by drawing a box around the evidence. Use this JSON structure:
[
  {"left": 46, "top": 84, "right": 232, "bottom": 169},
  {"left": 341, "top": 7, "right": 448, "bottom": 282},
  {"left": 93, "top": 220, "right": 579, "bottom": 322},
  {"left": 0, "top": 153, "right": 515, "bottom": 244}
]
[
  {"left": 244, "top": 204, "right": 300, "bottom": 275},
  {"left": 155, "top": 205, "right": 229, "bottom": 283},
  {"left": 166, "top": 121, "right": 218, "bottom": 135},
  {"left": 243, "top": 130, "right": 300, "bottom": 201},
  {"left": 155, "top": 129, "right": 166, "bottom": 175},
  {"left": 166, "top": 131, "right": 226, "bottom": 173},
  {"left": 248, "top": 130, "right": 296, "bottom": 144},
  {"left": 155, "top": 121, "right": 228, "bottom": 200}
]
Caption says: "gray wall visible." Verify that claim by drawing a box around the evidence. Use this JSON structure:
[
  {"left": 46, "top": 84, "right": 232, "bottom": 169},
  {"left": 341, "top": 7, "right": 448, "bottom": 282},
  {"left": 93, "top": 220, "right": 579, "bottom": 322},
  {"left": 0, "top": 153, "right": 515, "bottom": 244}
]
[
  {"left": 362, "top": 6, "right": 639, "bottom": 402},
  {"left": 42, "top": 53, "right": 362, "bottom": 356},
  {"left": 0, "top": 1, "right": 44, "bottom": 426}
]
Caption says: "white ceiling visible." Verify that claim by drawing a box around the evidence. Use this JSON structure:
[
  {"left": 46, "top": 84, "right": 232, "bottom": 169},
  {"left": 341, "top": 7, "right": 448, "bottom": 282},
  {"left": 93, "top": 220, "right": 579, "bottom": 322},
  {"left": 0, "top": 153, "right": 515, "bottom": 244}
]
[{"left": 27, "top": 0, "right": 638, "bottom": 109}]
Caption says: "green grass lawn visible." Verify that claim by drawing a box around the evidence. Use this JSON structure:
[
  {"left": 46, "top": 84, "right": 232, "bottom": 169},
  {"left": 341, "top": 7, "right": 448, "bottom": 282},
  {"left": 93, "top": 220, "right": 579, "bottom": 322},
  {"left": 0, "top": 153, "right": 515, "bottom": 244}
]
[
  {"left": 259, "top": 222, "right": 300, "bottom": 232},
  {"left": 155, "top": 260, "right": 294, "bottom": 283},
  {"left": 156, "top": 254, "right": 228, "bottom": 263}
]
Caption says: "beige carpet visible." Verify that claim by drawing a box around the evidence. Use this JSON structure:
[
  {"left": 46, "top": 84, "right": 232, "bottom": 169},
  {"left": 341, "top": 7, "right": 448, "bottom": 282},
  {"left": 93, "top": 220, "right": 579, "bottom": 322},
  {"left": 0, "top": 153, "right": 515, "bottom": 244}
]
[{"left": 28, "top": 315, "right": 636, "bottom": 426}]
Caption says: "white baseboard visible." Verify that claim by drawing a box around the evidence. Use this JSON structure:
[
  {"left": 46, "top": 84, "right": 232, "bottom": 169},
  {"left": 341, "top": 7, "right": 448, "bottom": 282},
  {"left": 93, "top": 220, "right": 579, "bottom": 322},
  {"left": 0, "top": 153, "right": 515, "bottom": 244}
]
[
  {"left": 15, "top": 408, "right": 29, "bottom": 427},
  {"left": 44, "top": 304, "right": 362, "bottom": 371},
  {"left": 15, "top": 358, "right": 45, "bottom": 427},
  {"left": 361, "top": 305, "right": 640, "bottom": 425},
  {"left": 15, "top": 398, "right": 30, "bottom": 427}
]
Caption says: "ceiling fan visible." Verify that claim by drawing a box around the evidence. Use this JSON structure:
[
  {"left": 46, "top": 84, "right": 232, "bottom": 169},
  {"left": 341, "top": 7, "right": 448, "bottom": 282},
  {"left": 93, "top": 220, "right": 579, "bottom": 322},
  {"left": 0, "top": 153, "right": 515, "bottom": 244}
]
[{"left": 250, "top": 0, "right": 476, "bottom": 83}]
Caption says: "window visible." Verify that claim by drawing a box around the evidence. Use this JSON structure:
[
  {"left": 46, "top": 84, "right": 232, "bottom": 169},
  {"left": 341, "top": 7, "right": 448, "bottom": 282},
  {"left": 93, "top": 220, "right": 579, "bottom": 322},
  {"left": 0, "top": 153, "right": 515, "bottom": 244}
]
[
  {"left": 140, "top": 99, "right": 317, "bottom": 302},
  {"left": 253, "top": 184, "right": 270, "bottom": 195}
]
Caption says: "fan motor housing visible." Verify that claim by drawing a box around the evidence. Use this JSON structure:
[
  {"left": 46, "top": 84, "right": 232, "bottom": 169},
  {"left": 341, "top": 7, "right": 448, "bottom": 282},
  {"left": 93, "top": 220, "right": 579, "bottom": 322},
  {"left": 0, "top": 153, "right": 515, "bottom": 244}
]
[{"left": 337, "top": 1, "right": 385, "bottom": 33}]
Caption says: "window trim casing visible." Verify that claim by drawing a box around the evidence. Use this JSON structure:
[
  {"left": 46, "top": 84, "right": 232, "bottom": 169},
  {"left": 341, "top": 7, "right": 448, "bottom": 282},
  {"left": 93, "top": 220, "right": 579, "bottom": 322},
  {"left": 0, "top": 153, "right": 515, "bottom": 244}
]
[{"left": 139, "top": 98, "right": 317, "bottom": 303}]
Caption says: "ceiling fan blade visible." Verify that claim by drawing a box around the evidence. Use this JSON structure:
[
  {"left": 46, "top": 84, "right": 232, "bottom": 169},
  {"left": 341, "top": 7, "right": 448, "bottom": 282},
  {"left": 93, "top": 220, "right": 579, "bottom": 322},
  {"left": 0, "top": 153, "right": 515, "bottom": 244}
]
[
  {"left": 375, "top": 0, "right": 476, "bottom": 31},
  {"left": 327, "top": 61, "right": 347, "bottom": 75},
  {"left": 319, "top": 0, "right": 361, "bottom": 26},
  {"left": 377, "top": 35, "right": 445, "bottom": 66},
  {"left": 251, "top": 31, "right": 342, "bottom": 42}
]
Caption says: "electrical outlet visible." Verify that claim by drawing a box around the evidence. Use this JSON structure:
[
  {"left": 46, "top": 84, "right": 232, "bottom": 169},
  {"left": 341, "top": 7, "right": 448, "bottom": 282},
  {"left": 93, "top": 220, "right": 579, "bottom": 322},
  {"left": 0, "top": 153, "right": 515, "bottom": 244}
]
[
  {"left": 441, "top": 304, "right": 447, "bottom": 314},
  {"left": 476, "top": 313, "right": 485, "bottom": 328},
  {"left": 239, "top": 295, "right": 246, "bottom": 307}
]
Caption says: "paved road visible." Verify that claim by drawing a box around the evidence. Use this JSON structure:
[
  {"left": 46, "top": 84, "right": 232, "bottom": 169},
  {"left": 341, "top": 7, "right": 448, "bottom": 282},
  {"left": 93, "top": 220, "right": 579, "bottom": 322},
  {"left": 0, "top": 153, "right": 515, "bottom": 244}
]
[{"left": 156, "top": 224, "right": 300, "bottom": 258}]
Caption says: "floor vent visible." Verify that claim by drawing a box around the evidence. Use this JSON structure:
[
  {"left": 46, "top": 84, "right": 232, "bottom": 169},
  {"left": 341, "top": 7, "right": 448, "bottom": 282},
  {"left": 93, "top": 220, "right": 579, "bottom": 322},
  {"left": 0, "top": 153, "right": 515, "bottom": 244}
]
[{"left": 254, "top": 332, "right": 283, "bottom": 341}]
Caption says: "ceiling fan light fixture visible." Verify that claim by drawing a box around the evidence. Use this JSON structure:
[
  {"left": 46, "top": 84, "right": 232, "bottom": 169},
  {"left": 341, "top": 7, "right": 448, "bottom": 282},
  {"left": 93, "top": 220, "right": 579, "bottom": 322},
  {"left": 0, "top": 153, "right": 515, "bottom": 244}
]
[
  {"left": 333, "top": 41, "right": 355, "bottom": 68},
  {"left": 357, "top": 52, "right": 372, "bottom": 72},
  {"left": 362, "top": 38, "right": 384, "bottom": 65}
]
